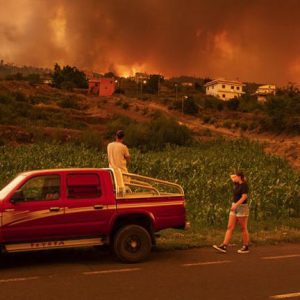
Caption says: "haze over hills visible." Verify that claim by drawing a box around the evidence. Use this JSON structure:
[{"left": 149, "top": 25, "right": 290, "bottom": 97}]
[{"left": 1, "top": 0, "right": 300, "bottom": 85}]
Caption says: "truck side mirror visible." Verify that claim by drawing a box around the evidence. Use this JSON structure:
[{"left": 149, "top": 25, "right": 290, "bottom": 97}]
[{"left": 10, "top": 190, "right": 24, "bottom": 204}]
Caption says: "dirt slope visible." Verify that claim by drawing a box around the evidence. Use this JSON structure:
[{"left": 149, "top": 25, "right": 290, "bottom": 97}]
[{"left": 0, "top": 81, "right": 299, "bottom": 170}]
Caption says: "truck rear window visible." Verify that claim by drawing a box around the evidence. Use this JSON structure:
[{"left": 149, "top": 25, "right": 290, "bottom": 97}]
[{"left": 67, "top": 173, "right": 101, "bottom": 199}]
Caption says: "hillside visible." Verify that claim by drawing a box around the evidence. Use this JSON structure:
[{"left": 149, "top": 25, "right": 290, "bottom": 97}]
[{"left": 0, "top": 80, "right": 299, "bottom": 170}]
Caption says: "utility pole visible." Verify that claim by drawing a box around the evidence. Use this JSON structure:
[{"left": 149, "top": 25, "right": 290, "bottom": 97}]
[
  {"left": 141, "top": 81, "right": 143, "bottom": 96},
  {"left": 158, "top": 76, "right": 160, "bottom": 96},
  {"left": 141, "top": 80, "right": 147, "bottom": 96},
  {"left": 182, "top": 95, "right": 188, "bottom": 114}
]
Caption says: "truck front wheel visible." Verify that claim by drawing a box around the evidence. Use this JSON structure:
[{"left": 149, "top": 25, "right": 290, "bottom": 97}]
[{"left": 113, "top": 225, "right": 152, "bottom": 263}]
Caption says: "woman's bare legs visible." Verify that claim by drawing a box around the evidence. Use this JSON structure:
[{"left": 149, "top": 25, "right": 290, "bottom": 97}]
[
  {"left": 223, "top": 214, "right": 237, "bottom": 245},
  {"left": 237, "top": 217, "right": 249, "bottom": 245}
]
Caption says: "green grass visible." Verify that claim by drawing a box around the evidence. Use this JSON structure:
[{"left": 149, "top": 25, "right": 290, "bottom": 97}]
[
  {"left": 0, "top": 139, "right": 299, "bottom": 248},
  {"left": 157, "top": 224, "right": 300, "bottom": 250}
]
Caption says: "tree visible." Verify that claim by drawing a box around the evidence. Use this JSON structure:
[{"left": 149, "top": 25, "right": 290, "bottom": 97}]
[
  {"left": 145, "top": 74, "right": 164, "bottom": 94},
  {"left": 195, "top": 82, "right": 205, "bottom": 92},
  {"left": 277, "top": 83, "right": 300, "bottom": 97},
  {"left": 226, "top": 98, "right": 240, "bottom": 111},
  {"left": 51, "top": 63, "right": 88, "bottom": 89},
  {"left": 183, "top": 96, "right": 199, "bottom": 115},
  {"left": 104, "top": 71, "right": 116, "bottom": 78},
  {"left": 265, "top": 94, "right": 300, "bottom": 133},
  {"left": 5, "top": 72, "right": 24, "bottom": 81}
]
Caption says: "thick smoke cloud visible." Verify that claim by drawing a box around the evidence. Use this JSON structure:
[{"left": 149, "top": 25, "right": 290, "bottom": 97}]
[{"left": 0, "top": 0, "right": 300, "bottom": 84}]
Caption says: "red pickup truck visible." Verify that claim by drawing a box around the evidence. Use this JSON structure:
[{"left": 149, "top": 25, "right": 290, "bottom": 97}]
[{"left": 0, "top": 168, "right": 187, "bottom": 263}]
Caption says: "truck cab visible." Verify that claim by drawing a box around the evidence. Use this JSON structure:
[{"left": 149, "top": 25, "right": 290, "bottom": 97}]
[{"left": 0, "top": 168, "right": 187, "bottom": 263}]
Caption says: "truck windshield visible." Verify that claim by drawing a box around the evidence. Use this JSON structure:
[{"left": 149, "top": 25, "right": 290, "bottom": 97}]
[{"left": 0, "top": 175, "right": 26, "bottom": 200}]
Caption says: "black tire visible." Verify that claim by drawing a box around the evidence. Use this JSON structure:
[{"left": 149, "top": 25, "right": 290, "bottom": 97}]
[{"left": 113, "top": 225, "right": 152, "bottom": 263}]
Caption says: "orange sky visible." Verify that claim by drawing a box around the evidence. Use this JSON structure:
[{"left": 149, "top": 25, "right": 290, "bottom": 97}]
[{"left": 0, "top": 0, "right": 300, "bottom": 85}]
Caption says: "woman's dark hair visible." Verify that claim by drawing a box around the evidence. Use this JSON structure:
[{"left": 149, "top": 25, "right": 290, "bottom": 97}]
[
  {"left": 236, "top": 171, "right": 246, "bottom": 182},
  {"left": 116, "top": 130, "right": 125, "bottom": 139}
]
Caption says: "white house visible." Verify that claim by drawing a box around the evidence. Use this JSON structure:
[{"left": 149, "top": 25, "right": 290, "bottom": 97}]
[
  {"left": 255, "top": 85, "right": 276, "bottom": 102},
  {"left": 205, "top": 79, "right": 245, "bottom": 100}
]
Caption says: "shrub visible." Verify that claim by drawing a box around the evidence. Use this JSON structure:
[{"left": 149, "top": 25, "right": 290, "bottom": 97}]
[
  {"left": 146, "top": 116, "right": 192, "bottom": 150},
  {"left": 105, "top": 116, "right": 132, "bottom": 139},
  {"left": 142, "top": 107, "right": 149, "bottom": 115},
  {"left": 183, "top": 97, "right": 199, "bottom": 115},
  {"left": 234, "top": 121, "right": 240, "bottom": 128},
  {"left": 209, "top": 117, "right": 216, "bottom": 124},
  {"left": 61, "top": 81, "right": 76, "bottom": 91},
  {"left": 27, "top": 73, "right": 41, "bottom": 85},
  {"left": 172, "top": 96, "right": 199, "bottom": 115},
  {"left": 0, "top": 137, "right": 7, "bottom": 146},
  {"left": 0, "top": 92, "right": 14, "bottom": 104},
  {"left": 202, "top": 115, "right": 211, "bottom": 124},
  {"left": 239, "top": 94, "right": 261, "bottom": 112},
  {"left": 239, "top": 122, "right": 249, "bottom": 131},
  {"left": 264, "top": 95, "right": 300, "bottom": 133},
  {"left": 30, "top": 95, "right": 51, "bottom": 105},
  {"left": 223, "top": 120, "right": 232, "bottom": 129},
  {"left": 77, "top": 130, "right": 103, "bottom": 149},
  {"left": 200, "top": 128, "right": 212, "bottom": 137},
  {"left": 204, "top": 96, "right": 224, "bottom": 111},
  {"left": 248, "top": 121, "right": 259, "bottom": 131},
  {"left": 58, "top": 97, "right": 81, "bottom": 109},
  {"left": 121, "top": 102, "right": 130, "bottom": 109},
  {"left": 124, "top": 123, "right": 150, "bottom": 149},
  {"left": 14, "top": 91, "right": 27, "bottom": 102},
  {"left": 5, "top": 72, "right": 24, "bottom": 81},
  {"left": 226, "top": 98, "right": 239, "bottom": 111},
  {"left": 105, "top": 115, "right": 193, "bottom": 151},
  {"left": 115, "top": 99, "right": 122, "bottom": 106}
]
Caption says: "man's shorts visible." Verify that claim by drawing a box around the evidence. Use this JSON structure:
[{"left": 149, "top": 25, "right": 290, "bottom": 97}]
[{"left": 230, "top": 203, "right": 249, "bottom": 217}]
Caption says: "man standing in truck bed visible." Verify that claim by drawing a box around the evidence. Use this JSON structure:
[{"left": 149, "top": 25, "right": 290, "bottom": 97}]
[{"left": 107, "top": 130, "right": 131, "bottom": 173}]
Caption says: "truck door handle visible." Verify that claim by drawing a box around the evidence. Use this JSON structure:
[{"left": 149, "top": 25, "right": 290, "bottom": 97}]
[
  {"left": 49, "top": 207, "right": 60, "bottom": 212},
  {"left": 94, "top": 205, "right": 104, "bottom": 210}
]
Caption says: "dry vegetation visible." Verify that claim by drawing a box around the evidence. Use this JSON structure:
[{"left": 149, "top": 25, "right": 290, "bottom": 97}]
[{"left": 0, "top": 80, "right": 299, "bottom": 169}]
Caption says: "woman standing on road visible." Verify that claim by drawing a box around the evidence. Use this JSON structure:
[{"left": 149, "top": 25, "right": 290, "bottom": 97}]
[{"left": 213, "top": 171, "right": 250, "bottom": 254}]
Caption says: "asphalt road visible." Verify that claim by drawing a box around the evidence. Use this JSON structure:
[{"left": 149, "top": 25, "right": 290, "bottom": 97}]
[{"left": 0, "top": 243, "right": 300, "bottom": 300}]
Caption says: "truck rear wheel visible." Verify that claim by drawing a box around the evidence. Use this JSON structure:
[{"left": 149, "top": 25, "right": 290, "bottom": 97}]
[{"left": 113, "top": 225, "right": 152, "bottom": 263}]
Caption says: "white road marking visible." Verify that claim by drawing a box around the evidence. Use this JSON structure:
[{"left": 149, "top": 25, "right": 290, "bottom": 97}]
[
  {"left": 262, "top": 254, "right": 300, "bottom": 260},
  {"left": 0, "top": 276, "right": 39, "bottom": 284},
  {"left": 270, "top": 292, "right": 300, "bottom": 299},
  {"left": 182, "top": 260, "right": 232, "bottom": 267},
  {"left": 83, "top": 268, "right": 141, "bottom": 275}
]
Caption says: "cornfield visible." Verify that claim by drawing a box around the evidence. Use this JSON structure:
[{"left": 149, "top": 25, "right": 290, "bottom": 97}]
[{"left": 0, "top": 139, "right": 299, "bottom": 227}]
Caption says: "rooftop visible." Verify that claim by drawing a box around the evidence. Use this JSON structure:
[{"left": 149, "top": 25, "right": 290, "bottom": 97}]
[{"left": 204, "top": 78, "right": 245, "bottom": 87}]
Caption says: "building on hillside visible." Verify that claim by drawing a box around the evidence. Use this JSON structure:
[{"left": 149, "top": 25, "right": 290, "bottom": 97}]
[
  {"left": 88, "top": 77, "right": 116, "bottom": 97},
  {"left": 43, "top": 79, "right": 52, "bottom": 85},
  {"left": 255, "top": 85, "right": 276, "bottom": 102},
  {"left": 205, "top": 78, "right": 245, "bottom": 100},
  {"left": 181, "top": 82, "right": 194, "bottom": 87}
]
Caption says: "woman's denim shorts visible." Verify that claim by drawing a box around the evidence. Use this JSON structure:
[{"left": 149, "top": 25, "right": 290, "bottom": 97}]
[{"left": 230, "top": 203, "right": 249, "bottom": 217}]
